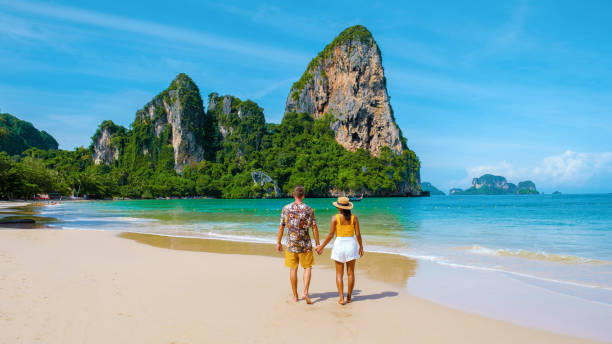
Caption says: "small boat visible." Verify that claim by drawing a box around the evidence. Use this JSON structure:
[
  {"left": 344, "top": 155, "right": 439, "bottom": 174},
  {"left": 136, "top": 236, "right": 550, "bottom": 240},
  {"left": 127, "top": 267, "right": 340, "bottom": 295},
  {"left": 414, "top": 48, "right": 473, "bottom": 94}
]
[{"left": 349, "top": 194, "right": 363, "bottom": 202}]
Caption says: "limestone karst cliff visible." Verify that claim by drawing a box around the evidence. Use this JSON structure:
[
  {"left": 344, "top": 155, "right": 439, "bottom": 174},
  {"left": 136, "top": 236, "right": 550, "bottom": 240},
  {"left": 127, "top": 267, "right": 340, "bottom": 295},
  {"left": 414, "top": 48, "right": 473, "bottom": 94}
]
[
  {"left": 132, "top": 74, "right": 211, "bottom": 172},
  {"left": 285, "top": 25, "right": 405, "bottom": 157},
  {"left": 85, "top": 26, "right": 422, "bottom": 198},
  {"left": 91, "top": 120, "right": 126, "bottom": 165},
  {"left": 93, "top": 74, "right": 216, "bottom": 172}
]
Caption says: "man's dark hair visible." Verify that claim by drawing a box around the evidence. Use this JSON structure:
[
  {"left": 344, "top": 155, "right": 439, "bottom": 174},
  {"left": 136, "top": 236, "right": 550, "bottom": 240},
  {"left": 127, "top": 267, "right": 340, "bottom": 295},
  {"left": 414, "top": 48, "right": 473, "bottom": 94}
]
[{"left": 293, "top": 185, "right": 305, "bottom": 198}]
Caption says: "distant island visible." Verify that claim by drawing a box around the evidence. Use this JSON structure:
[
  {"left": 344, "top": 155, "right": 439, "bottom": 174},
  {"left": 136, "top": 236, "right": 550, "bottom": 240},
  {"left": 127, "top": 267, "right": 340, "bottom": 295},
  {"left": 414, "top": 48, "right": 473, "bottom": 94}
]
[
  {"left": 0, "top": 26, "right": 424, "bottom": 200},
  {"left": 421, "top": 182, "right": 445, "bottom": 195},
  {"left": 450, "top": 174, "right": 539, "bottom": 195}
]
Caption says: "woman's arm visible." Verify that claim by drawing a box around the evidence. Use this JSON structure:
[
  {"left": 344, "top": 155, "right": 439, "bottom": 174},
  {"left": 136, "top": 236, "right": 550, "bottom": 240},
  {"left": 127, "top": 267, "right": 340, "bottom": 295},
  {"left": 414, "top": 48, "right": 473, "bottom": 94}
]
[
  {"left": 354, "top": 216, "right": 364, "bottom": 256},
  {"left": 316, "top": 217, "right": 336, "bottom": 254}
]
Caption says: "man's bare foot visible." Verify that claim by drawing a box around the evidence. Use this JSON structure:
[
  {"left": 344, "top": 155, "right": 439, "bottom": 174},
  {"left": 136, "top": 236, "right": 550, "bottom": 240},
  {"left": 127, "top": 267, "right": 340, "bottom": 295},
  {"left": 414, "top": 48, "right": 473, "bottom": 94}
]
[
  {"left": 338, "top": 299, "right": 346, "bottom": 305},
  {"left": 346, "top": 296, "right": 352, "bottom": 303},
  {"left": 303, "top": 294, "right": 313, "bottom": 305}
]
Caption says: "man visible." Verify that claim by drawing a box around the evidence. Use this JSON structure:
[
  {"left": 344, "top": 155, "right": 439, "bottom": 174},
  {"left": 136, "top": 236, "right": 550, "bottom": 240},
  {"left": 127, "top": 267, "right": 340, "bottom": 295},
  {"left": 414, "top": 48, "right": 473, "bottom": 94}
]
[{"left": 277, "top": 185, "right": 320, "bottom": 304}]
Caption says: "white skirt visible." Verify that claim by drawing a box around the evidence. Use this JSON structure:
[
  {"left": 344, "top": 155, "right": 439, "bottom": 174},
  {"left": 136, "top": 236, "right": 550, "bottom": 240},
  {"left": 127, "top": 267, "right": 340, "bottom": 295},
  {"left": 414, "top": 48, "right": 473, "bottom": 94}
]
[{"left": 330, "top": 236, "right": 360, "bottom": 263}]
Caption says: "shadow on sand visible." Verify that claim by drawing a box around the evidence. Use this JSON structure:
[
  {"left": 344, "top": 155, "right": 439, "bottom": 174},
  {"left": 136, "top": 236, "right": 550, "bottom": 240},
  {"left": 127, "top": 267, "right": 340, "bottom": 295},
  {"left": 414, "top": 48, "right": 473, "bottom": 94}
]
[{"left": 309, "top": 289, "right": 398, "bottom": 304}]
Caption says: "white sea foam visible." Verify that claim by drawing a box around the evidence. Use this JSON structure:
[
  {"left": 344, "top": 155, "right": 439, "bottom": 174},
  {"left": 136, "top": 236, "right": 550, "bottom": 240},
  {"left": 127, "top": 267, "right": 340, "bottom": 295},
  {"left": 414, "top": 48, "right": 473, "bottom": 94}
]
[
  {"left": 127, "top": 230, "right": 275, "bottom": 244},
  {"left": 462, "top": 245, "right": 611, "bottom": 265},
  {"left": 348, "top": 245, "right": 612, "bottom": 292},
  {"left": 64, "top": 216, "right": 157, "bottom": 223}
]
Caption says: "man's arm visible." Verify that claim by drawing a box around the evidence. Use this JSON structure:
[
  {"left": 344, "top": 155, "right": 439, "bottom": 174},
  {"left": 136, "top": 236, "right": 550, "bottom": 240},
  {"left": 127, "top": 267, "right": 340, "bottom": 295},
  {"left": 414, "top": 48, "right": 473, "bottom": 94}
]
[
  {"left": 276, "top": 224, "right": 284, "bottom": 252},
  {"left": 312, "top": 223, "right": 320, "bottom": 247},
  {"left": 277, "top": 207, "right": 285, "bottom": 252},
  {"left": 311, "top": 211, "right": 320, "bottom": 246}
]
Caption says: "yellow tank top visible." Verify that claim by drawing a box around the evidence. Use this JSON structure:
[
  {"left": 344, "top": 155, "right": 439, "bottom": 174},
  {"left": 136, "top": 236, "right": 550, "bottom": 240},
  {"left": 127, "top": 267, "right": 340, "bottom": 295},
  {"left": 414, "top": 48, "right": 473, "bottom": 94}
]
[{"left": 336, "top": 214, "right": 355, "bottom": 237}]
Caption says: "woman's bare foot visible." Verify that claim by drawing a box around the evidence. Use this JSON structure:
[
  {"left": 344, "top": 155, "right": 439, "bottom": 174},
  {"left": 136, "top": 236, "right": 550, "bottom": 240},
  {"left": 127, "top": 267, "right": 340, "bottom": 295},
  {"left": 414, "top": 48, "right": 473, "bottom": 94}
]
[
  {"left": 292, "top": 295, "right": 299, "bottom": 302},
  {"left": 303, "top": 294, "right": 313, "bottom": 305},
  {"left": 346, "top": 296, "right": 352, "bottom": 303},
  {"left": 338, "top": 299, "right": 346, "bottom": 305}
]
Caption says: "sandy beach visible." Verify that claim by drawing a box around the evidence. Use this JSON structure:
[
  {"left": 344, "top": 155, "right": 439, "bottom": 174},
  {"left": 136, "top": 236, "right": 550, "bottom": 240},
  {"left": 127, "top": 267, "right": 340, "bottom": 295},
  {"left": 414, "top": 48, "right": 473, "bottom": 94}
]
[
  {"left": 0, "top": 201, "right": 32, "bottom": 209},
  {"left": 0, "top": 229, "right": 603, "bottom": 344}
]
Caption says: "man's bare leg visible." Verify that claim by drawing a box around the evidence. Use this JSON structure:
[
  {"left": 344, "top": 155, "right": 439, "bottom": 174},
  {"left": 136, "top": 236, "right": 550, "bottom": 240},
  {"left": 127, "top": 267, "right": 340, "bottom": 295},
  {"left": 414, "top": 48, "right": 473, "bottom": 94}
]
[
  {"left": 290, "top": 267, "right": 299, "bottom": 302},
  {"left": 335, "top": 261, "right": 345, "bottom": 305},
  {"left": 302, "top": 267, "right": 312, "bottom": 304},
  {"left": 346, "top": 260, "right": 356, "bottom": 303}
]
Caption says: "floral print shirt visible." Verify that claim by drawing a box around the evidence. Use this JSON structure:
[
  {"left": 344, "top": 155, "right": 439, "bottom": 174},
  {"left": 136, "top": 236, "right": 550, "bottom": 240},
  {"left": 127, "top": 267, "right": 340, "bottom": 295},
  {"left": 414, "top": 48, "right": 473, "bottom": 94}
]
[{"left": 280, "top": 202, "right": 316, "bottom": 253}]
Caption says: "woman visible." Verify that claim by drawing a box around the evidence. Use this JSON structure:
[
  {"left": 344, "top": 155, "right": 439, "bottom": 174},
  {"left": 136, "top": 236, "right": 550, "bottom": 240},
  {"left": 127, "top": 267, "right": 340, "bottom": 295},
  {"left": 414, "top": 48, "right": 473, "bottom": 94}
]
[{"left": 316, "top": 196, "right": 364, "bottom": 305}]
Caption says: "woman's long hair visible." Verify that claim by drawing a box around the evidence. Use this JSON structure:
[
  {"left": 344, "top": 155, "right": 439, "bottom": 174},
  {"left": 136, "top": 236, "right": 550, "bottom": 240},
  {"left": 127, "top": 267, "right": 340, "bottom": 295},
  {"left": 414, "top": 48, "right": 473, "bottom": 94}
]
[{"left": 339, "top": 208, "right": 352, "bottom": 222}]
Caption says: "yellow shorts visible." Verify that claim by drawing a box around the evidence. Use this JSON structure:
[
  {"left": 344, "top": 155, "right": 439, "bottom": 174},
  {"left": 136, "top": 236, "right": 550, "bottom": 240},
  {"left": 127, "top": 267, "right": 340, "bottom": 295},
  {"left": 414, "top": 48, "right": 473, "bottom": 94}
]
[{"left": 285, "top": 250, "right": 314, "bottom": 269}]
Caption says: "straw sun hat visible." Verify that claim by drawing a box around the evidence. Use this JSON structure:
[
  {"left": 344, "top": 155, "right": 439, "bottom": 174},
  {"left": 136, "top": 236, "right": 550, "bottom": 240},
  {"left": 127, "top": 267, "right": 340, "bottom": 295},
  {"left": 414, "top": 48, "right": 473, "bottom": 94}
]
[{"left": 333, "top": 196, "right": 353, "bottom": 210}]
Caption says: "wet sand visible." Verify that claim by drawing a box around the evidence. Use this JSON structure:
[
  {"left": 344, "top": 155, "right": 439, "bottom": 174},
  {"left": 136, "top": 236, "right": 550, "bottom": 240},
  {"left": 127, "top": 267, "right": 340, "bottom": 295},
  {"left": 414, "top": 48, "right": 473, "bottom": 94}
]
[{"left": 0, "top": 229, "right": 604, "bottom": 344}]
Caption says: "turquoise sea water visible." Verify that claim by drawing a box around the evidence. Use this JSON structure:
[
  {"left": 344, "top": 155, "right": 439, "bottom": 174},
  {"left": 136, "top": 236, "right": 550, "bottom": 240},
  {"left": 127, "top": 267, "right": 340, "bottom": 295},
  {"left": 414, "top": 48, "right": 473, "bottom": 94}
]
[{"left": 40, "top": 194, "right": 611, "bottom": 297}]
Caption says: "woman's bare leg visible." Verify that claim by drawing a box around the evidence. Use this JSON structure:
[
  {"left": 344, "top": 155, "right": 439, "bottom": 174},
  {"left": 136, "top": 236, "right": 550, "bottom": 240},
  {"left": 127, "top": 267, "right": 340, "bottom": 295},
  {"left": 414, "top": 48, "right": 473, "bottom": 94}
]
[
  {"left": 335, "top": 261, "right": 345, "bottom": 305},
  {"left": 346, "top": 260, "right": 356, "bottom": 303}
]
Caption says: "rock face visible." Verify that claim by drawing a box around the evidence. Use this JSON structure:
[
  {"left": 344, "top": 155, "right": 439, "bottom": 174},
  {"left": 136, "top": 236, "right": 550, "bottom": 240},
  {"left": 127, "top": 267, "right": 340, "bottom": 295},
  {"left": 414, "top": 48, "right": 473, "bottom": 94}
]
[
  {"left": 251, "top": 171, "right": 280, "bottom": 197},
  {"left": 284, "top": 25, "right": 404, "bottom": 157},
  {"left": 92, "top": 120, "right": 126, "bottom": 165},
  {"left": 134, "top": 74, "right": 209, "bottom": 172}
]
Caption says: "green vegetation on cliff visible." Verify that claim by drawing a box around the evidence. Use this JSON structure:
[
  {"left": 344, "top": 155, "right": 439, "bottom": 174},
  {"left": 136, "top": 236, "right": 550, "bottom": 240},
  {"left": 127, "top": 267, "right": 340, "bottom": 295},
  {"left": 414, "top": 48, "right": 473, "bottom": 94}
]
[
  {"left": 0, "top": 101, "right": 419, "bottom": 199},
  {"left": 0, "top": 113, "right": 58, "bottom": 155}
]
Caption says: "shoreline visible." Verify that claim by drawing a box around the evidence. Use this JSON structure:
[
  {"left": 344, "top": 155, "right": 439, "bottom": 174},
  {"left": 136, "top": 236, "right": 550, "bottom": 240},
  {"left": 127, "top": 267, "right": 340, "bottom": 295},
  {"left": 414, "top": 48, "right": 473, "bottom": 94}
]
[
  {"left": 0, "top": 228, "right": 603, "bottom": 343},
  {"left": 120, "top": 229, "right": 612, "bottom": 291}
]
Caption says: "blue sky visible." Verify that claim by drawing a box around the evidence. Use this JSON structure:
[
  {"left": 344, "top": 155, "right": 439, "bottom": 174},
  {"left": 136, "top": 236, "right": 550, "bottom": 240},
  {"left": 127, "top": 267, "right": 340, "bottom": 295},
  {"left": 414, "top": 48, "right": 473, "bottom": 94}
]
[{"left": 1, "top": 0, "right": 611, "bottom": 193}]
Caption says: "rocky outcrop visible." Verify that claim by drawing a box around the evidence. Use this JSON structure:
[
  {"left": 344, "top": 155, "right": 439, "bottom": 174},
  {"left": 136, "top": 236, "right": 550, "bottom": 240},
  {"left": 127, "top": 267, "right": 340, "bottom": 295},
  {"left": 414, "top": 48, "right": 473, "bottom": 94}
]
[
  {"left": 284, "top": 25, "right": 404, "bottom": 157},
  {"left": 92, "top": 120, "right": 126, "bottom": 165},
  {"left": 450, "top": 174, "right": 539, "bottom": 195},
  {"left": 517, "top": 181, "right": 539, "bottom": 194},
  {"left": 251, "top": 171, "right": 280, "bottom": 197},
  {"left": 449, "top": 188, "right": 463, "bottom": 195},
  {"left": 421, "top": 182, "right": 445, "bottom": 195},
  {"left": 472, "top": 174, "right": 517, "bottom": 193},
  {"left": 134, "top": 74, "right": 210, "bottom": 172}
]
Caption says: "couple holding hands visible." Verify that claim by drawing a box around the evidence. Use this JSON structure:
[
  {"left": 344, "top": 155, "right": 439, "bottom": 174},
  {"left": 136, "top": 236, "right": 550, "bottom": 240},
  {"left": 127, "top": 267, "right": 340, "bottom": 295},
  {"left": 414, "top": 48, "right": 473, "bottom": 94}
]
[{"left": 276, "top": 186, "right": 364, "bottom": 305}]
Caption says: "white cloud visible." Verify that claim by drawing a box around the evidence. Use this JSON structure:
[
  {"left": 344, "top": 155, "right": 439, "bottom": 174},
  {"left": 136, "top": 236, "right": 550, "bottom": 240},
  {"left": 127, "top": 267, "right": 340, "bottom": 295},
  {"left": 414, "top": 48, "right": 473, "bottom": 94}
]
[
  {"left": 463, "top": 150, "right": 612, "bottom": 190},
  {"left": 533, "top": 150, "right": 612, "bottom": 185}
]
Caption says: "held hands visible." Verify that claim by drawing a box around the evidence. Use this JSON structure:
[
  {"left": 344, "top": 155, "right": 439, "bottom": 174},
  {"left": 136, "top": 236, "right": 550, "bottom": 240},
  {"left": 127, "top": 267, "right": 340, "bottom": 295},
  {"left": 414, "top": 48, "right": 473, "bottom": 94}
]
[{"left": 315, "top": 245, "right": 323, "bottom": 255}]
